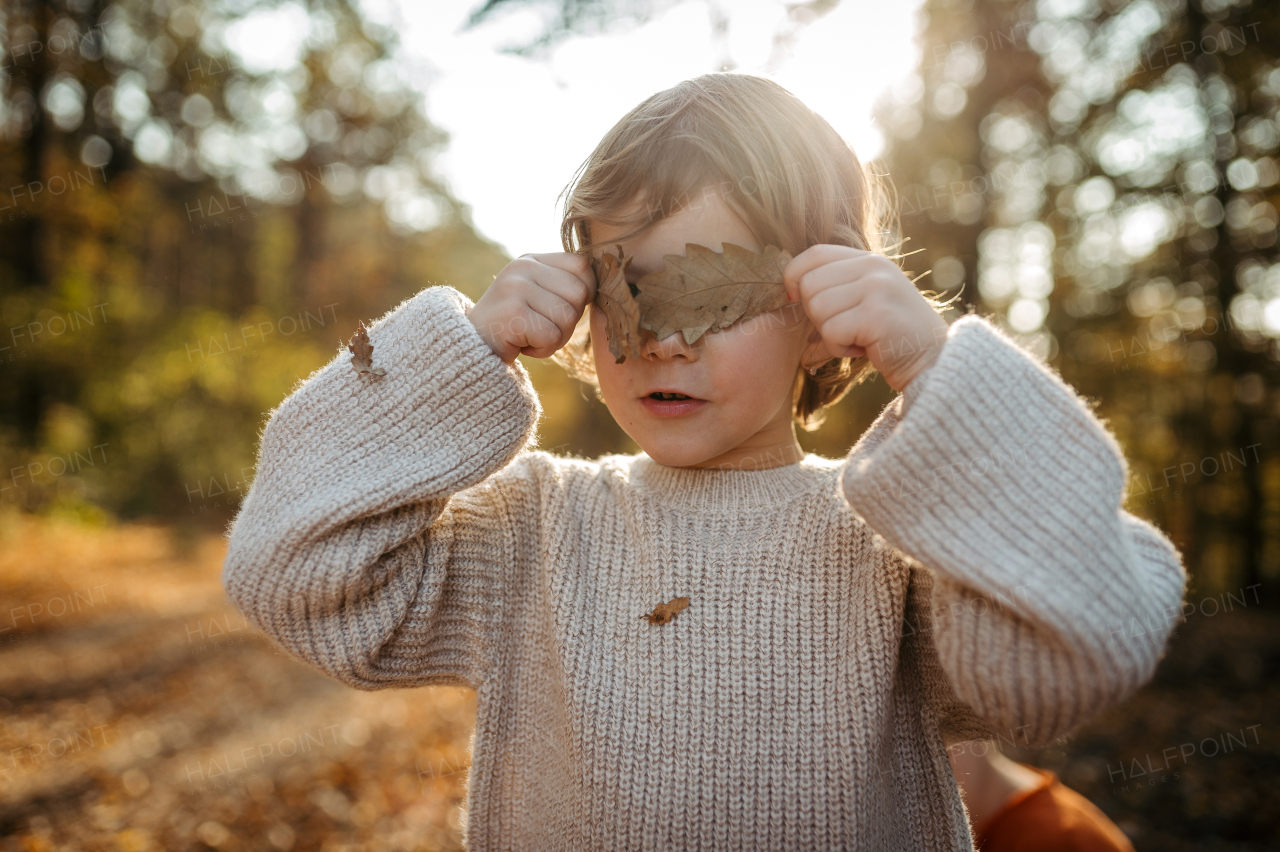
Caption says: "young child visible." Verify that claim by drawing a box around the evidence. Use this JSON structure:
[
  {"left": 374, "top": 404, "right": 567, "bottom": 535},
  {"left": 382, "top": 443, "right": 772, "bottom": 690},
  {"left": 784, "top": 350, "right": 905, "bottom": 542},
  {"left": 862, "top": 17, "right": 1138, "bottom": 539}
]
[{"left": 222, "top": 73, "right": 1186, "bottom": 851}]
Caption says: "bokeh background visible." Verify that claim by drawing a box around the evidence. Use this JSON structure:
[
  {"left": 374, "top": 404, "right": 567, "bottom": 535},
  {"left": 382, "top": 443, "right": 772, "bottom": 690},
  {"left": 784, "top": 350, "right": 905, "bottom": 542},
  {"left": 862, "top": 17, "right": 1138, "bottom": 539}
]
[{"left": 1, "top": 0, "right": 1277, "bottom": 849}]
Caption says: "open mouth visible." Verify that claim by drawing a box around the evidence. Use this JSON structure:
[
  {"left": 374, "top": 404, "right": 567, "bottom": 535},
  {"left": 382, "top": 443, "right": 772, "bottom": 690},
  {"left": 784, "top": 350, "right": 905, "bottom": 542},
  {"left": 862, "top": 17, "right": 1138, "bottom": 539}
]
[{"left": 640, "top": 391, "right": 706, "bottom": 417}]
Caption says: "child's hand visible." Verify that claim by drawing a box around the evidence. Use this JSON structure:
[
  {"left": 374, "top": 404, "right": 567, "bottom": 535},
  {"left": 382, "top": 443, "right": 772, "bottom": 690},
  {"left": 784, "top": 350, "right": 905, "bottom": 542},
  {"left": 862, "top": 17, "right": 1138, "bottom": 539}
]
[
  {"left": 783, "top": 245, "right": 949, "bottom": 392},
  {"left": 468, "top": 253, "right": 597, "bottom": 364}
]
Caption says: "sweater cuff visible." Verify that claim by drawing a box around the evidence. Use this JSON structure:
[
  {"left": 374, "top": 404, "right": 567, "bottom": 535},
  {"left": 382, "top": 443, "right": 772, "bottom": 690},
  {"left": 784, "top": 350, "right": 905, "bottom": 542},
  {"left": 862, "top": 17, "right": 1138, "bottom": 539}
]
[
  {"left": 354, "top": 284, "right": 542, "bottom": 499},
  {"left": 839, "top": 314, "right": 1138, "bottom": 628},
  {"left": 248, "top": 284, "right": 542, "bottom": 523},
  {"left": 898, "top": 357, "right": 936, "bottom": 417}
]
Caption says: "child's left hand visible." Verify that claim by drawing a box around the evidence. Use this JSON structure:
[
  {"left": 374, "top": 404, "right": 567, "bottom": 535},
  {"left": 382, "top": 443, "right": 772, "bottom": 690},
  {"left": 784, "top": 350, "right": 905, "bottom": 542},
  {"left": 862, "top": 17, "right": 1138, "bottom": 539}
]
[{"left": 783, "top": 244, "right": 950, "bottom": 392}]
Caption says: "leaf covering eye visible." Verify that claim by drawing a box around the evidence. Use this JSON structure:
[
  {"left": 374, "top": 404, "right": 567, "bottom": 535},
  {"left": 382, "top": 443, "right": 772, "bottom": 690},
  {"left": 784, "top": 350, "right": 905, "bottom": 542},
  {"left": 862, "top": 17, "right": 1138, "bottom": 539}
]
[{"left": 591, "top": 242, "right": 793, "bottom": 363}]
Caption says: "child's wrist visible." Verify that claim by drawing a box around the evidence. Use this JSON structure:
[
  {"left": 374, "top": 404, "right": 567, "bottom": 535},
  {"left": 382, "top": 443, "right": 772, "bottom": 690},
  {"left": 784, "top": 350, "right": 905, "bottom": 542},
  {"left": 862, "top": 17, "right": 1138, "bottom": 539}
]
[{"left": 898, "top": 348, "right": 940, "bottom": 392}]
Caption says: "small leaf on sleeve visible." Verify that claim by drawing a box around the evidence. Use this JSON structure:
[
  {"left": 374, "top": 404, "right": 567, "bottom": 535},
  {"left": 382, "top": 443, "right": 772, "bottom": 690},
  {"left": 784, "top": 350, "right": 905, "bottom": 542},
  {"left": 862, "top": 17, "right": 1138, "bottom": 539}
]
[{"left": 348, "top": 320, "right": 386, "bottom": 376}]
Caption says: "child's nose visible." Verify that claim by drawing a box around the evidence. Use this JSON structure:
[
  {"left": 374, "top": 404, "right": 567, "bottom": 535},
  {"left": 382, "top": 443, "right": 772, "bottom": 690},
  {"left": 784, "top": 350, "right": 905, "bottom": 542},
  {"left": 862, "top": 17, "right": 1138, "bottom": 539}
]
[{"left": 641, "top": 327, "right": 699, "bottom": 361}]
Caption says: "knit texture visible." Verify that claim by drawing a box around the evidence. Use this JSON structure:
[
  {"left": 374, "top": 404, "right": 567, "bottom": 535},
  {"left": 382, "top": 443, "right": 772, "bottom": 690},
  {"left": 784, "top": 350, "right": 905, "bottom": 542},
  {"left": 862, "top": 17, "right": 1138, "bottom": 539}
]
[{"left": 222, "top": 285, "right": 1186, "bottom": 851}]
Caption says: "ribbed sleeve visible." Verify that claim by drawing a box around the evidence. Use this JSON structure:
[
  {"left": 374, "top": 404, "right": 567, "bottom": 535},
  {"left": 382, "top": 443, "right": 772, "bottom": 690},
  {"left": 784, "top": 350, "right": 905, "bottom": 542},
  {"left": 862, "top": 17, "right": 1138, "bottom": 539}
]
[
  {"left": 839, "top": 314, "right": 1187, "bottom": 746},
  {"left": 221, "top": 285, "right": 543, "bottom": 690}
]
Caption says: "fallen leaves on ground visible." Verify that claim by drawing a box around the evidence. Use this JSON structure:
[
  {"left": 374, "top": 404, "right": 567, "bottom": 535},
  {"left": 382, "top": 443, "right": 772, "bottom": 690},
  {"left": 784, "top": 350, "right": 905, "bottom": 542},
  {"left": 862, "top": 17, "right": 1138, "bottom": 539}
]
[{"left": 0, "top": 513, "right": 471, "bottom": 852}]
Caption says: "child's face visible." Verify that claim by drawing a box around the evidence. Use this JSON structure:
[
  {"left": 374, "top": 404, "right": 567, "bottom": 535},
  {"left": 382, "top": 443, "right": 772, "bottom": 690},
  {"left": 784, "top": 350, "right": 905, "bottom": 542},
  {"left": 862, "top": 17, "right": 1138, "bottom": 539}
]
[{"left": 588, "top": 186, "right": 816, "bottom": 470}]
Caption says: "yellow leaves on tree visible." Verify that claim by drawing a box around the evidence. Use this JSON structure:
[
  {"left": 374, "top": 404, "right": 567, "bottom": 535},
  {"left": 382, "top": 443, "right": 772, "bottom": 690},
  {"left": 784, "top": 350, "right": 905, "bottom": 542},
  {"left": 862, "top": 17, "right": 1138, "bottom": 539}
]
[{"left": 590, "top": 242, "right": 794, "bottom": 363}]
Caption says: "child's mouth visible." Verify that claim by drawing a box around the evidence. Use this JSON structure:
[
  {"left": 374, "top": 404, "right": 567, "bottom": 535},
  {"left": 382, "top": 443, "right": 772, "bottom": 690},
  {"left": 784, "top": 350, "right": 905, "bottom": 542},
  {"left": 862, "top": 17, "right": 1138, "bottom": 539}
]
[{"left": 640, "top": 391, "right": 707, "bottom": 417}]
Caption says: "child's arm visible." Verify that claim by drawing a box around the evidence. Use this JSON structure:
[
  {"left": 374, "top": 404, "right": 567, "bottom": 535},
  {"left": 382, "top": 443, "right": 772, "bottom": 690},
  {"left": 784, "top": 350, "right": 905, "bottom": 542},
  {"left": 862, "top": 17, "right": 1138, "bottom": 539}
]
[
  {"left": 839, "top": 315, "right": 1187, "bottom": 747},
  {"left": 220, "top": 284, "right": 546, "bottom": 690}
]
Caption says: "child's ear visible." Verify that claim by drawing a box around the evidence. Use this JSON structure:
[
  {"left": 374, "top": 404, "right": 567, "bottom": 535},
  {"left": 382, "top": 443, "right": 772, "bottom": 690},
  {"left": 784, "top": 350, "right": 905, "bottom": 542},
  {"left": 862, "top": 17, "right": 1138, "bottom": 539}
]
[{"left": 800, "top": 334, "right": 827, "bottom": 368}]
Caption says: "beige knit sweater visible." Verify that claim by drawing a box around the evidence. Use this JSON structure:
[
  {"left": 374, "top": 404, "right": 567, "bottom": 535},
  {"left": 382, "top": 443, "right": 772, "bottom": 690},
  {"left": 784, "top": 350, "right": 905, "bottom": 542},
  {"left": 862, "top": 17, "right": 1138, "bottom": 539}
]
[{"left": 222, "top": 284, "right": 1186, "bottom": 851}]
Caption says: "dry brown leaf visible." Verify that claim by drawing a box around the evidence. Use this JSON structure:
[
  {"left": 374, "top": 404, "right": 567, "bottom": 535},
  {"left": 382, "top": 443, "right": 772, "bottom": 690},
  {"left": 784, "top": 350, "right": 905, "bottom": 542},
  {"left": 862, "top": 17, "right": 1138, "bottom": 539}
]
[
  {"left": 590, "top": 244, "right": 644, "bottom": 363},
  {"left": 591, "top": 242, "right": 796, "bottom": 360},
  {"left": 639, "top": 596, "right": 690, "bottom": 625},
  {"left": 636, "top": 243, "right": 793, "bottom": 345},
  {"left": 347, "top": 321, "right": 385, "bottom": 376}
]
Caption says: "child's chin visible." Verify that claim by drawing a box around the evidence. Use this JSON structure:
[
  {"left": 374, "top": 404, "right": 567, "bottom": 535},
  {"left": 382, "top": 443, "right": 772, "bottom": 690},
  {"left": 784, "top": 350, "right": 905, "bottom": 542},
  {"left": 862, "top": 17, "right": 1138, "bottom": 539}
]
[
  {"left": 639, "top": 440, "right": 707, "bottom": 468},
  {"left": 641, "top": 440, "right": 727, "bottom": 470}
]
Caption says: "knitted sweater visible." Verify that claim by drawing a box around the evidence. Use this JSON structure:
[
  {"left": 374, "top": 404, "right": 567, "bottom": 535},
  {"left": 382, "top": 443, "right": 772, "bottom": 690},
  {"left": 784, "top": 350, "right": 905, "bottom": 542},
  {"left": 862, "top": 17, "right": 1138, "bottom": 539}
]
[{"left": 221, "top": 285, "right": 1186, "bottom": 852}]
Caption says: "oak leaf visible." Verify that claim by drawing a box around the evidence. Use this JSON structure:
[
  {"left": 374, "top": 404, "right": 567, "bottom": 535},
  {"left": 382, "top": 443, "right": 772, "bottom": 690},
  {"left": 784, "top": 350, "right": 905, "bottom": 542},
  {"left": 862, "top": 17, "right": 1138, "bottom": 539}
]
[
  {"left": 591, "top": 243, "right": 795, "bottom": 360},
  {"left": 348, "top": 321, "right": 385, "bottom": 376},
  {"left": 640, "top": 596, "right": 690, "bottom": 625},
  {"left": 636, "top": 243, "right": 793, "bottom": 345},
  {"left": 590, "top": 244, "right": 644, "bottom": 363}
]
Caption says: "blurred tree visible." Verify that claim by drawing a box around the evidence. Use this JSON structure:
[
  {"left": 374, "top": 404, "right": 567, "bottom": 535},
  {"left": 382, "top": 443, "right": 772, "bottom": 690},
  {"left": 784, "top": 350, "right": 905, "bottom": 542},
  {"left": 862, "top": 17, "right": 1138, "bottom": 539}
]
[
  {"left": 875, "top": 0, "right": 1280, "bottom": 600},
  {"left": 466, "top": 0, "right": 678, "bottom": 57},
  {"left": 0, "top": 0, "right": 511, "bottom": 521},
  {"left": 464, "top": 0, "right": 844, "bottom": 68}
]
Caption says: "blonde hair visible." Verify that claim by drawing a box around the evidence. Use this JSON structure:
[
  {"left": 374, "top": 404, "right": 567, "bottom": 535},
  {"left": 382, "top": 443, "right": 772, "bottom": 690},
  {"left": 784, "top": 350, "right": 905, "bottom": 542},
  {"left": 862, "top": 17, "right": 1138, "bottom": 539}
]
[{"left": 552, "top": 72, "right": 920, "bottom": 430}]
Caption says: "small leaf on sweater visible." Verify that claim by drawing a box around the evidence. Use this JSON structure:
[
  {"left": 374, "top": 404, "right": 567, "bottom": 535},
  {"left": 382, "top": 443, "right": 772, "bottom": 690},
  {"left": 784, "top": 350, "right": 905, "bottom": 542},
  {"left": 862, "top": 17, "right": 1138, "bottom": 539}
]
[
  {"left": 640, "top": 596, "right": 690, "bottom": 625},
  {"left": 348, "top": 321, "right": 386, "bottom": 376},
  {"left": 591, "top": 242, "right": 794, "bottom": 359},
  {"left": 590, "top": 244, "right": 644, "bottom": 364}
]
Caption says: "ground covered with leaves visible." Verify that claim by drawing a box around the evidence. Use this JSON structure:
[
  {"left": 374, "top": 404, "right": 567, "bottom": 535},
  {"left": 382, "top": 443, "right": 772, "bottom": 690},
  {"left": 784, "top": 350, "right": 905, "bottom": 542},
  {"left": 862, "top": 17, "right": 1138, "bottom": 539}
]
[
  {"left": 1, "top": 515, "right": 474, "bottom": 852},
  {"left": 1, "top": 514, "right": 1275, "bottom": 851}
]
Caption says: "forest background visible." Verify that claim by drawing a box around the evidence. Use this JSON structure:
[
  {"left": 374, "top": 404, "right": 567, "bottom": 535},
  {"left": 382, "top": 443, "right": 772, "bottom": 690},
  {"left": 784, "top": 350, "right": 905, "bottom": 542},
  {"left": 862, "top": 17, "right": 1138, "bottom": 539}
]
[{"left": 0, "top": 0, "right": 1276, "bottom": 850}]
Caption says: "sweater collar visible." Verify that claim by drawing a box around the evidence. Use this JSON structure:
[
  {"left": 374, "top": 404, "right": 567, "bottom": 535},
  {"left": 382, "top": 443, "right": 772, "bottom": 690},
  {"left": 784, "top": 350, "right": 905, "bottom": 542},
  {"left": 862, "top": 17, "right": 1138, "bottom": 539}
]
[{"left": 627, "top": 452, "right": 836, "bottom": 511}]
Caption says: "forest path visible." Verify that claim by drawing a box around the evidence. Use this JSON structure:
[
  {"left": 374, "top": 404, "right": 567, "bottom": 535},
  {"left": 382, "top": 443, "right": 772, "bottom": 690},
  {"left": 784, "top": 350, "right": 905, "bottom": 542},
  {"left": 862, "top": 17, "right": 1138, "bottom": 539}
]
[{"left": 1, "top": 515, "right": 473, "bottom": 852}]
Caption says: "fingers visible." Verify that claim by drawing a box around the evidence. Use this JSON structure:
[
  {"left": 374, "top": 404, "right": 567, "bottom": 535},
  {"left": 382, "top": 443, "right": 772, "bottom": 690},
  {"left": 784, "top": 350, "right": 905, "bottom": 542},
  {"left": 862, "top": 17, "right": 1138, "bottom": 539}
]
[
  {"left": 517, "top": 286, "right": 591, "bottom": 354},
  {"left": 475, "top": 253, "right": 596, "bottom": 361},
  {"left": 787, "top": 251, "right": 908, "bottom": 338},
  {"left": 783, "top": 244, "right": 948, "bottom": 390},
  {"left": 473, "top": 296, "right": 571, "bottom": 363},
  {"left": 795, "top": 257, "right": 875, "bottom": 315},
  {"left": 790, "top": 253, "right": 888, "bottom": 304},
  {"left": 795, "top": 258, "right": 893, "bottom": 358},
  {"left": 783, "top": 244, "right": 868, "bottom": 301},
  {"left": 507, "top": 255, "right": 595, "bottom": 315},
  {"left": 517, "top": 282, "right": 586, "bottom": 357},
  {"left": 810, "top": 301, "right": 880, "bottom": 361},
  {"left": 519, "top": 252, "right": 597, "bottom": 303}
]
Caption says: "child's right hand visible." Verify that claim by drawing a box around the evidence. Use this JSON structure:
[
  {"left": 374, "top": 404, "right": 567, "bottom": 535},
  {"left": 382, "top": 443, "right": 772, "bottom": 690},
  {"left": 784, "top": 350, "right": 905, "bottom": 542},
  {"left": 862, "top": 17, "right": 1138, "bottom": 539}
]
[{"left": 468, "top": 252, "right": 597, "bottom": 364}]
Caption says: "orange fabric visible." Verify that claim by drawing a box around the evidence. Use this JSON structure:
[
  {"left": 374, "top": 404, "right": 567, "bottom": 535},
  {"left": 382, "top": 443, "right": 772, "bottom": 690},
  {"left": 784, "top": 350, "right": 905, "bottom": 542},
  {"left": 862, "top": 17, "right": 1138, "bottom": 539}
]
[{"left": 974, "top": 767, "right": 1135, "bottom": 852}]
